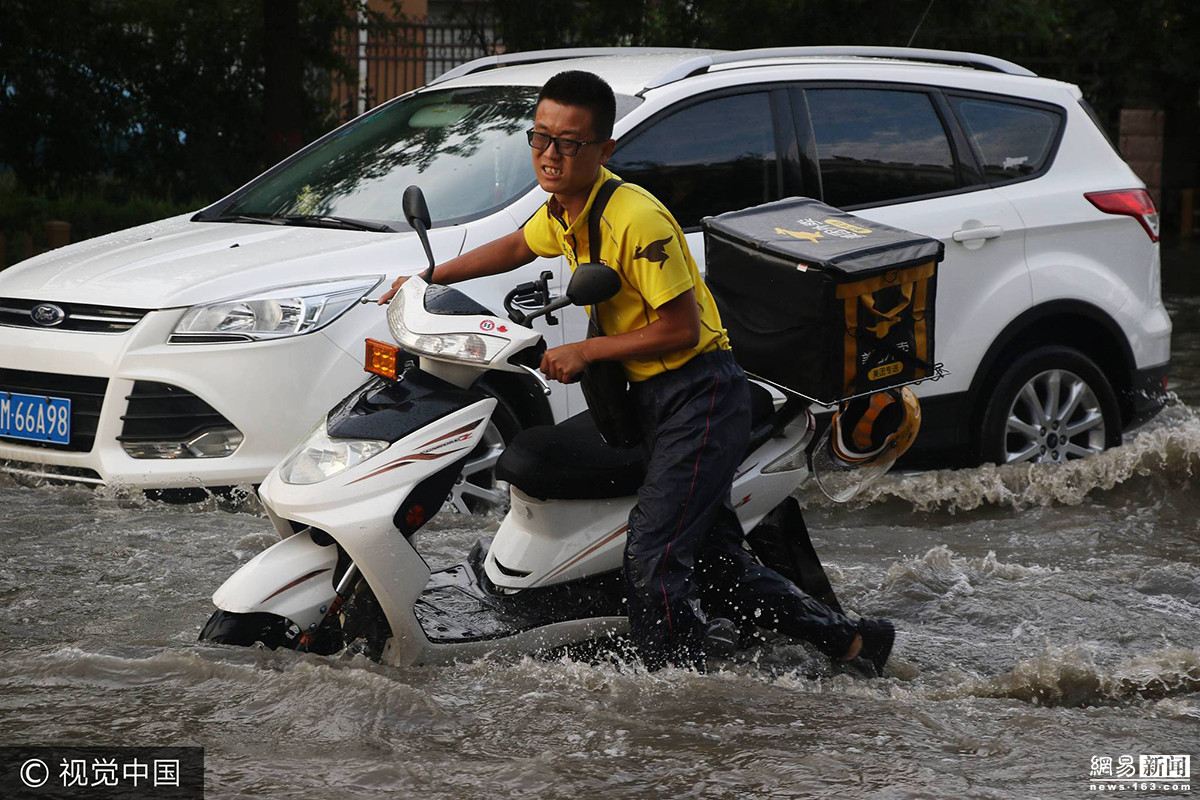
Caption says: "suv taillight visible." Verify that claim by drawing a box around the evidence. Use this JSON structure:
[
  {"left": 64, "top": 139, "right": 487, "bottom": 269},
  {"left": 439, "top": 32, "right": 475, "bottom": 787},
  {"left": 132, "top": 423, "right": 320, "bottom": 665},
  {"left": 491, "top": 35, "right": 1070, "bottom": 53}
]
[{"left": 1085, "top": 189, "right": 1160, "bottom": 242}]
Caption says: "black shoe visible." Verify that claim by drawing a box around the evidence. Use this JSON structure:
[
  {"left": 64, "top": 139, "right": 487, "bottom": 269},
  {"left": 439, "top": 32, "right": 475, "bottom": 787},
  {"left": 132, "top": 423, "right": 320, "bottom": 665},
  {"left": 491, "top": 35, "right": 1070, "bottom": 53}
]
[
  {"left": 704, "top": 617, "right": 738, "bottom": 659},
  {"left": 857, "top": 618, "right": 895, "bottom": 676}
]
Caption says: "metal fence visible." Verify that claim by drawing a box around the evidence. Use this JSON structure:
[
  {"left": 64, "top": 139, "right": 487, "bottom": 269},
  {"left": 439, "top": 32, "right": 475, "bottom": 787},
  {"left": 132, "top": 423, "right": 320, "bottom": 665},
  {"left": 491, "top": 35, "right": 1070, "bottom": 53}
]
[{"left": 332, "top": 21, "right": 501, "bottom": 122}]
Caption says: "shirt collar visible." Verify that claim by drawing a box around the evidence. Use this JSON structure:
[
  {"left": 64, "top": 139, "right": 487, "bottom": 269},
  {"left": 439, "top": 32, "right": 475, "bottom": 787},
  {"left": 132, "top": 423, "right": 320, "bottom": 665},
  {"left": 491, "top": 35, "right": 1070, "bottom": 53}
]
[{"left": 547, "top": 166, "right": 615, "bottom": 233}]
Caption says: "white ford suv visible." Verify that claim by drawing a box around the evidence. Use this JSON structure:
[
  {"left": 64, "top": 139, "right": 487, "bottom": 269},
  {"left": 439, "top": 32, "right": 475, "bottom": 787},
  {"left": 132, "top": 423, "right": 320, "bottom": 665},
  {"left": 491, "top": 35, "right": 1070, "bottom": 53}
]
[{"left": 0, "top": 46, "right": 1170, "bottom": 500}]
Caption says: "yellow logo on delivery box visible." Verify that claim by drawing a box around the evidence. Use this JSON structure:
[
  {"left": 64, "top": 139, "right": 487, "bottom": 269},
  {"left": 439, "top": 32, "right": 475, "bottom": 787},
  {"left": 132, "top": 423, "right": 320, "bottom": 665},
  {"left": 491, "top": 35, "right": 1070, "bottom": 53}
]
[
  {"left": 868, "top": 362, "right": 903, "bottom": 381},
  {"left": 824, "top": 218, "right": 872, "bottom": 234},
  {"left": 775, "top": 227, "right": 823, "bottom": 243}
]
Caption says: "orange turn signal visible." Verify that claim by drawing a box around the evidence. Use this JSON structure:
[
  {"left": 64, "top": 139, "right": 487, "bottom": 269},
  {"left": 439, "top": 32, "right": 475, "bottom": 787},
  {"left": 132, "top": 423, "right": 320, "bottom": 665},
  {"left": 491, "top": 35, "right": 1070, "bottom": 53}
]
[{"left": 365, "top": 338, "right": 400, "bottom": 380}]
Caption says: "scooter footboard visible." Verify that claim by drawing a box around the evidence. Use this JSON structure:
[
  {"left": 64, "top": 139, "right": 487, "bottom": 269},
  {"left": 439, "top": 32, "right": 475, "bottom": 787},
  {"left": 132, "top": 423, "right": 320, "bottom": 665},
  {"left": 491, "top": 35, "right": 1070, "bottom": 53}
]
[{"left": 211, "top": 529, "right": 339, "bottom": 636}]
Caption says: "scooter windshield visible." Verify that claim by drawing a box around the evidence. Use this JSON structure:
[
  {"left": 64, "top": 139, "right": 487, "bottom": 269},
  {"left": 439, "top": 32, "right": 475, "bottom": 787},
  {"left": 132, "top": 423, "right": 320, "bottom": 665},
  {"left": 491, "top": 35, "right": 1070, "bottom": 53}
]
[{"left": 207, "top": 86, "right": 540, "bottom": 230}]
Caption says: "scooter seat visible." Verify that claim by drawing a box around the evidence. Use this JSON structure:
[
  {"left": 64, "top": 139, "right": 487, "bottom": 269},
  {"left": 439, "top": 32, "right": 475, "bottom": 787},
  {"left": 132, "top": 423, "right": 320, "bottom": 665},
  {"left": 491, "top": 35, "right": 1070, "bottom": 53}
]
[
  {"left": 495, "top": 411, "right": 645, "bottom": 500},
  {"left": 495, "top": 382, "right": 778, "bottom": 502}
]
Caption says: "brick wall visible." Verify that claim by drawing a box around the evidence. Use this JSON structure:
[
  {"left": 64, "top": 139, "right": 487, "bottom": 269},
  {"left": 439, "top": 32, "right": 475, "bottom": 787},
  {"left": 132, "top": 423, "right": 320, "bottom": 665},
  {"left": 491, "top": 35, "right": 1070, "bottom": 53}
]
[{"left": 1119, "top": 109, "right": 1164, "bottom": 208}]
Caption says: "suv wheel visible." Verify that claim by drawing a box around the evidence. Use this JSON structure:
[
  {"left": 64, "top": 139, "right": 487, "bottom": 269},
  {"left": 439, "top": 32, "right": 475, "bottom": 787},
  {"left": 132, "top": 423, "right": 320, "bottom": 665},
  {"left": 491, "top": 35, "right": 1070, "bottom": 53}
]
[{"left": 979, "top": 345, "right": 1122, "bottom": 465}]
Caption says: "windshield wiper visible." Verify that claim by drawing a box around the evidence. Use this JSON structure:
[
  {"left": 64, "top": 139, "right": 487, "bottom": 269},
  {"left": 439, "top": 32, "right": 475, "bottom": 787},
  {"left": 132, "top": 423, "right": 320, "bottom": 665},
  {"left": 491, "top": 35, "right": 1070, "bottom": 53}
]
[
  {"left": 195, "top": 213, "right": 288, "bottom": 225},
  {"left": 195, "top": 212, "right": 394, "bottom": 232},
  {"left": 280, "top": 214, "right": 395, "bottom": 233}
]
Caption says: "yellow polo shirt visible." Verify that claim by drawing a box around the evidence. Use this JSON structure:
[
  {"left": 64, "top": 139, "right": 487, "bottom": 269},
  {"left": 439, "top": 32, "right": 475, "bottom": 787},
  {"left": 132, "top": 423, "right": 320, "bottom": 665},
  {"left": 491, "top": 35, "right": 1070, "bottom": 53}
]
[{"left": 523, "top": 167, "right": 730, "bottom": 382}]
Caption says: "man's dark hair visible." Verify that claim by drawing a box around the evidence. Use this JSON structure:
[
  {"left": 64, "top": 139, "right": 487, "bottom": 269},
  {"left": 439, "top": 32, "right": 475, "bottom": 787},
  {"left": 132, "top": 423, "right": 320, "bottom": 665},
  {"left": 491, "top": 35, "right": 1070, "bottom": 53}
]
[{"left": 537, "top": 71, "right": 616, "bottom": 140}]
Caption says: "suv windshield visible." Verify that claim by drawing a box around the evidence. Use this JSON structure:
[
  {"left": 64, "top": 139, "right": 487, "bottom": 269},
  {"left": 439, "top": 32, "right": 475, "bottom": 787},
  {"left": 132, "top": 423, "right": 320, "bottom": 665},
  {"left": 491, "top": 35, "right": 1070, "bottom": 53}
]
[{"left": 207, "top": 86, "right": 540, "bottom": 228}]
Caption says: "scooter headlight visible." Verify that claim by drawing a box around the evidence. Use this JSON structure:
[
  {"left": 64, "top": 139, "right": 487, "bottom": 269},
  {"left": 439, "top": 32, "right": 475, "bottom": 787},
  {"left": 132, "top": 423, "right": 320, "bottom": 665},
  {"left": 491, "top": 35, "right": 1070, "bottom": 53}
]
[
  {"left": 387, "top": 282, "right": 505, "bottom": 364},
  {"left": 278, "top": 420, "right": 388, "bottom": 485}
]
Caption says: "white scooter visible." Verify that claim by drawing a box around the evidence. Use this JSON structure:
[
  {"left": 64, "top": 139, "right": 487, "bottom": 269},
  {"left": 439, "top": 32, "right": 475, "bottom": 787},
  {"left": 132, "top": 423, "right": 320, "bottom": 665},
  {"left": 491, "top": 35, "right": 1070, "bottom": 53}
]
[{"left": 198, "top": 187, "right": 838, "bottom": 667}]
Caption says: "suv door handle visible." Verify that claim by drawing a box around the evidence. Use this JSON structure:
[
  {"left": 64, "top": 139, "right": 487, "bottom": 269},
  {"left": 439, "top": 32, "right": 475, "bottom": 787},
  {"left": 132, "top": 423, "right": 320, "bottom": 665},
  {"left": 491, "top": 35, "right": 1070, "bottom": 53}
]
[{"left": 952, "top": 225, "right": 1004, "bottom": 243}]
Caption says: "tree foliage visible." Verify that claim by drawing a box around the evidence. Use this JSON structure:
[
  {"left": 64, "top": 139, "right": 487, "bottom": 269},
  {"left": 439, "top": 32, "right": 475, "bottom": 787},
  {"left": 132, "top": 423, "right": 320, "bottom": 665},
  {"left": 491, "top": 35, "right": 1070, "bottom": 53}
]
[
  {"left": 2, "top": 0, "right": 1197, "bottom": 206},
  {"left": 0, "top": 0, "right": 349, "bottom": 201},
  {"left": 483, "top": 0, "right": 1200, "bottom": 133}
]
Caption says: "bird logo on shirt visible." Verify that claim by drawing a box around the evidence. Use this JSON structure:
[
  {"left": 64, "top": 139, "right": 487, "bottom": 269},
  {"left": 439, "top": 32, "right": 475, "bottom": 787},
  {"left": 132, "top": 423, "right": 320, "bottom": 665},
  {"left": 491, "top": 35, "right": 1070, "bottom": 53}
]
[{"left": 634, "top": 236, "right": 673, "bottom": 268}]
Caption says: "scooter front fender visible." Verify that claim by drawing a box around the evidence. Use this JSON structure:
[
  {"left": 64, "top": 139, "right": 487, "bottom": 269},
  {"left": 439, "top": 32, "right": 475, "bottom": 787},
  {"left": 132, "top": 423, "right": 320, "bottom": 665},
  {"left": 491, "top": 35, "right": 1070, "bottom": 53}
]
[
  {"left": 211, "top": 530, "right": 339, "bottom": 635},
  {"left": 258, "top": 398, "right": 499, "bottom": 665}
]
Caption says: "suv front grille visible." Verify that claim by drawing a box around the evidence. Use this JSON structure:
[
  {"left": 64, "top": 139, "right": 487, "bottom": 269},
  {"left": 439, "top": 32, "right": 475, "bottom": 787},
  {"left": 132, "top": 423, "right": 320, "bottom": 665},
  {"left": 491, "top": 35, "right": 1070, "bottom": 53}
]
[
  {"left": 118, "top": 381, "right": 233, "bottom": 442},
  {"left": 0, "top": 368, "right": 108, "bottom": 452},
  {"left": 0, "top": 298, "right": 148, "bottom": 333}
]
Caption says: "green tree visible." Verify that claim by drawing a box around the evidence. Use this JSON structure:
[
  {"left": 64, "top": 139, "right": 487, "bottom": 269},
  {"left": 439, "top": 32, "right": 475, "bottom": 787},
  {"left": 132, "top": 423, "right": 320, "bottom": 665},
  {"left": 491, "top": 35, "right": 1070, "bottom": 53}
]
[
  {"left": 475, "top": 0, "right": 1198, "bottom": 137},
  {"left": 0, "top": 0, "right": 348, "bottom": 202}
]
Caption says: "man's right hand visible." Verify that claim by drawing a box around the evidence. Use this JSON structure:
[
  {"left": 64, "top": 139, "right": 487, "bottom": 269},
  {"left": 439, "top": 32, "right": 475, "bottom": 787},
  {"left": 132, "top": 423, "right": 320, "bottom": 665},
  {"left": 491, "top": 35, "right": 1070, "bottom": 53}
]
[
  {"left": 376, "top": 228, "right": 537, "bottom": 305},
  {"left": 377, "top": 275, "right": 409, "bottom": 305}
]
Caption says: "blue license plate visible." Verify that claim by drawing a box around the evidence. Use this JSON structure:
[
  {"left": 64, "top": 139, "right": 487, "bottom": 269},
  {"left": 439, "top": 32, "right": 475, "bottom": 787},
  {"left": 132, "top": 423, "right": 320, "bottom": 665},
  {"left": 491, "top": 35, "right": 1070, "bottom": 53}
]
[{"left": 0, "top": 391, "right": 72, "bottom": 444}]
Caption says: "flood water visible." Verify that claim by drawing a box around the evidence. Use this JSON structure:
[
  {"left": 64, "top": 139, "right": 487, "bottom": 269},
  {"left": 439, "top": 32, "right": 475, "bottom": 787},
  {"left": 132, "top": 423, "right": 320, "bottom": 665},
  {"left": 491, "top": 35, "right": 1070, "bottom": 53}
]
[{"left": 1, "top": 242, "right": 1198, "bottom": 798}]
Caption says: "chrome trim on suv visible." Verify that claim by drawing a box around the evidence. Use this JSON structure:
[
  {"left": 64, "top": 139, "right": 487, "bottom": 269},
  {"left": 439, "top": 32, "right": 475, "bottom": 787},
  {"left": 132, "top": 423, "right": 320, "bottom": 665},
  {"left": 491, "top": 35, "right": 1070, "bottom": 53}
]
[
  {"left": 0, "top": 299, "right": 148, "bottom": 333},
  {"left": 429, "top": 47, "right": 712, "bottom": 86},
  {"left": 430, "top": 45, "right": 1037, "bottom": 95}
]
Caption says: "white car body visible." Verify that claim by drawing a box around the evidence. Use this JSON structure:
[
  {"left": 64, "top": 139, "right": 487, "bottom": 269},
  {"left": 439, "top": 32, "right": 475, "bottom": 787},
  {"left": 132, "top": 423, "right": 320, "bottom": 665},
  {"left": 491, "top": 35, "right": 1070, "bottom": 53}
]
[{"left": 0, "top": 47, "right": 1170, "bottom": 489}]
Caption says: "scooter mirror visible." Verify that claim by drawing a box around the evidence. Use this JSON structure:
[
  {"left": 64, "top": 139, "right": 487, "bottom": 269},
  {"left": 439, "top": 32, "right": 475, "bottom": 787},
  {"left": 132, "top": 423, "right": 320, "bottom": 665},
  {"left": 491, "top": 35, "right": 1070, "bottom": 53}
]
[
  {"left": 402, "top": 185, "right": 437, "bottom": 282},
  {"left": 402, "top": 185, "right": 432, "bottom": 231},
  {"left": 566, "top": 263, "right": 621, "bottom": 306}
]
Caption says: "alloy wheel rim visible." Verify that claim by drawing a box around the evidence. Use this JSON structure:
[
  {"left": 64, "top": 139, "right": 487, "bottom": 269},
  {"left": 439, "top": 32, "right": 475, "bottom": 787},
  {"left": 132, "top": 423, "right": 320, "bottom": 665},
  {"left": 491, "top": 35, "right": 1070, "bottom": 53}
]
[
  {"left": 1002, "top": 368, "right": 1106, "bottom": 464},
  {"left": 445, "top": 419, "right": 508, "bottom": 514}
]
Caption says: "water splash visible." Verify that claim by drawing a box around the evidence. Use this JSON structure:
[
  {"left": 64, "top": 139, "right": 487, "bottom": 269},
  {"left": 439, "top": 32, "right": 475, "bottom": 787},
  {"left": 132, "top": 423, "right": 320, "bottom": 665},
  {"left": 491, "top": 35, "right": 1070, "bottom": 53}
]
[
  {"left": 757, "top": 643, "right": 1200, "bottom": 708},
  {"left": 879, "top": 545, "right": 1057, "bottom": 602},
  {"left": 802, "top": 401, "right": 1200, "bottom": 513},
  {"left": 0, "top": 466, "right": 265, "bottom": 515},
  {"left": 943, "top": 643, "right": 1200, "bottom": 707},
  {"left": 92, "top": 481, "right": 265, "bottom": 515}
]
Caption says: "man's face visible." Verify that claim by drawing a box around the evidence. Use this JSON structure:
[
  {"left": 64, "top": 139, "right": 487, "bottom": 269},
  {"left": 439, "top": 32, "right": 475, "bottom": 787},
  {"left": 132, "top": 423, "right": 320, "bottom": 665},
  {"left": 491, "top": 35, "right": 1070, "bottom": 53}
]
[{"left": 530, "top": 99, "right": 614, "bottom": 201}]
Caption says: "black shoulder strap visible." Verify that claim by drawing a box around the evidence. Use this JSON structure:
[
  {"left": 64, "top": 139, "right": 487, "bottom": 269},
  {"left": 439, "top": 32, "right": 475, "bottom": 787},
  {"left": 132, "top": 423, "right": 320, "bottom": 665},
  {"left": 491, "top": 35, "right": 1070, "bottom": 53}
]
[
  {"left": 585, "top": 178, "right": 624, "bottom": 338},
  {"left": 588, "top": 178, "right": 623, "bottom": 264}
]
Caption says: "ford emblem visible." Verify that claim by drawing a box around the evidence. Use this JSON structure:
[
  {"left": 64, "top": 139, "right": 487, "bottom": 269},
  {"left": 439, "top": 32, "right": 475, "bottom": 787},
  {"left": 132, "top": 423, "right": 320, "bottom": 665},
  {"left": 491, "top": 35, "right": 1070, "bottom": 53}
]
[{"left": 31, "top": 303, "right": 67, "bottom": 327}]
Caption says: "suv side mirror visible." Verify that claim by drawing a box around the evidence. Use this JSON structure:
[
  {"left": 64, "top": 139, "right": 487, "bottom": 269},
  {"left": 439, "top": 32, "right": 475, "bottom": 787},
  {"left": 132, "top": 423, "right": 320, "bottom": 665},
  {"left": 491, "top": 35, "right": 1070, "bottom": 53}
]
[{"left": 566, "top": 263, "right": 621, "bottom": 306}]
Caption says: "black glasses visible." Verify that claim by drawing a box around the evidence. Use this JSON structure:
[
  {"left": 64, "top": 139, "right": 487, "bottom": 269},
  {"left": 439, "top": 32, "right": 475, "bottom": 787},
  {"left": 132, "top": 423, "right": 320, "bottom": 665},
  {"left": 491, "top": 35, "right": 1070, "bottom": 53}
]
[{"left": 526, "top": 129, "right": 601, "bottom": 157}]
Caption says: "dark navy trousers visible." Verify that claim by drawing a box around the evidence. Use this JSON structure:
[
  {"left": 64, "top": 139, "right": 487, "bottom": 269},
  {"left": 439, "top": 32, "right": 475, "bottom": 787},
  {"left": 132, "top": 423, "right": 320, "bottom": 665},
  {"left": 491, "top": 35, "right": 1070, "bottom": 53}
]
[
  {"left": 625, "top": 349, "right": 861, "bottom": 669},
  {"left": 626, "top": 349, "right": 749, "bottom": 670},
  {"left": 698, "top": 510, "right": 861, "bottom": 660}
]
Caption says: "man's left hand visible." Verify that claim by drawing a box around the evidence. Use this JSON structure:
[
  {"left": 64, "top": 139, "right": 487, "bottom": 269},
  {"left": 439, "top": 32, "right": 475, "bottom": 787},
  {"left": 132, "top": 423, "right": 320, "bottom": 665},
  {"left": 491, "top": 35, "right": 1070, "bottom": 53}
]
[{"left": 540, "top": 341, "right": 592, "bottom": 384}]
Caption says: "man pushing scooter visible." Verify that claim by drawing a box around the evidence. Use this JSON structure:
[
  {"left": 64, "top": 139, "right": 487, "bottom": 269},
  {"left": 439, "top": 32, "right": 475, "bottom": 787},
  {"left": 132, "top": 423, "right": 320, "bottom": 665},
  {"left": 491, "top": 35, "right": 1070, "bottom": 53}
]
[{"left": 380, "top": 70, "right": 895, "bottom": 673}]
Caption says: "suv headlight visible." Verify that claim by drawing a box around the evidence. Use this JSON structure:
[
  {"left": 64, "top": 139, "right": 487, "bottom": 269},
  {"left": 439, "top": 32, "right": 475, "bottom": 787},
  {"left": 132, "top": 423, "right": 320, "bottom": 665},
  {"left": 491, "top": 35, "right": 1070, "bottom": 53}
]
[
  {"left": 277, "top": 420, "right": 389, "bottom": 485},
  {"left": 387, "top": 289, "right": 505, "bottom": 364},
  {"left": 170, "top": 277, "right": 381, "bottom": 343}
]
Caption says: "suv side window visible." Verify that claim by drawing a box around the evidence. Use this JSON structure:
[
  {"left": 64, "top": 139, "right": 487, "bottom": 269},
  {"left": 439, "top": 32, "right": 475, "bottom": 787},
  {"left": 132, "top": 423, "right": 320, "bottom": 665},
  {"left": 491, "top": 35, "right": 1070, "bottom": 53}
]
[
  {"left": 805, "top": 88, "right": 957, "bottom": 208},
  {"left": 609, "top": 92, "right": 779, "bottom": 229},
  {"left": 948, "top": 95, "right": 1063, "bottom": 183}
]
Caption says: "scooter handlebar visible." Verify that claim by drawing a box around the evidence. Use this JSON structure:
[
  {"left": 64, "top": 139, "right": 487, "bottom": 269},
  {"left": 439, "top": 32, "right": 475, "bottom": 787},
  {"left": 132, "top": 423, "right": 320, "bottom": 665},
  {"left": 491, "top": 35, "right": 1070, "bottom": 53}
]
[
  {"left": 519, "top": 294, "right": 572, "bottom": 324},
  {"left": 503, "top": 281, "right": 542, "bottom": 324},
  {"left": 504, "top": 271, "right": 559, "bottom": 325}
]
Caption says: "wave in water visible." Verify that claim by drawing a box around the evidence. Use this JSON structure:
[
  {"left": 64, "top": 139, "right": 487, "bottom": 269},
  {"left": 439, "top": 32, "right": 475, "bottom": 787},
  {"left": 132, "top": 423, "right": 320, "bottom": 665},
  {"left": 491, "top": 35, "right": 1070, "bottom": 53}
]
[
  {"left": 878, "top": 545, "right": 1058, "bottom": 602},
  {"left": 940, "top": 643, "right": 1200, "bottom": 707},
  {"left": 803, "top": 401, "right": 1200, "bottom": 513},
  {"left": 0, "top": 465, "right": 266, "bottom": 515},
  {"left": 759, "top": 641, "right": 1200, "bottom": 710}
]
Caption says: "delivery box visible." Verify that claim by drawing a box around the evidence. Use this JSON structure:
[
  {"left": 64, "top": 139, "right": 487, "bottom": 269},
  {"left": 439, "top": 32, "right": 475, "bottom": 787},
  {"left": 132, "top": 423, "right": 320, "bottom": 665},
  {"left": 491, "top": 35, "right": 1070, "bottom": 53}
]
[{"left": 703, "top": 198, "right": 944, "bottom": 405}]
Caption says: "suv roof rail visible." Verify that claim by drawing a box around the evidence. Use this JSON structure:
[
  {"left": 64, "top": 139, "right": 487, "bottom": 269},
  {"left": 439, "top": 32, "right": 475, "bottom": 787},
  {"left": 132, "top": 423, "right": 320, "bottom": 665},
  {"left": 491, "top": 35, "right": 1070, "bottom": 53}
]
[
  {"left": 431, "top": 47, "right": 713, "bottom": 85},
  {"left": 641, "top": 45, "right": 1037, "bottom": 91}
]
